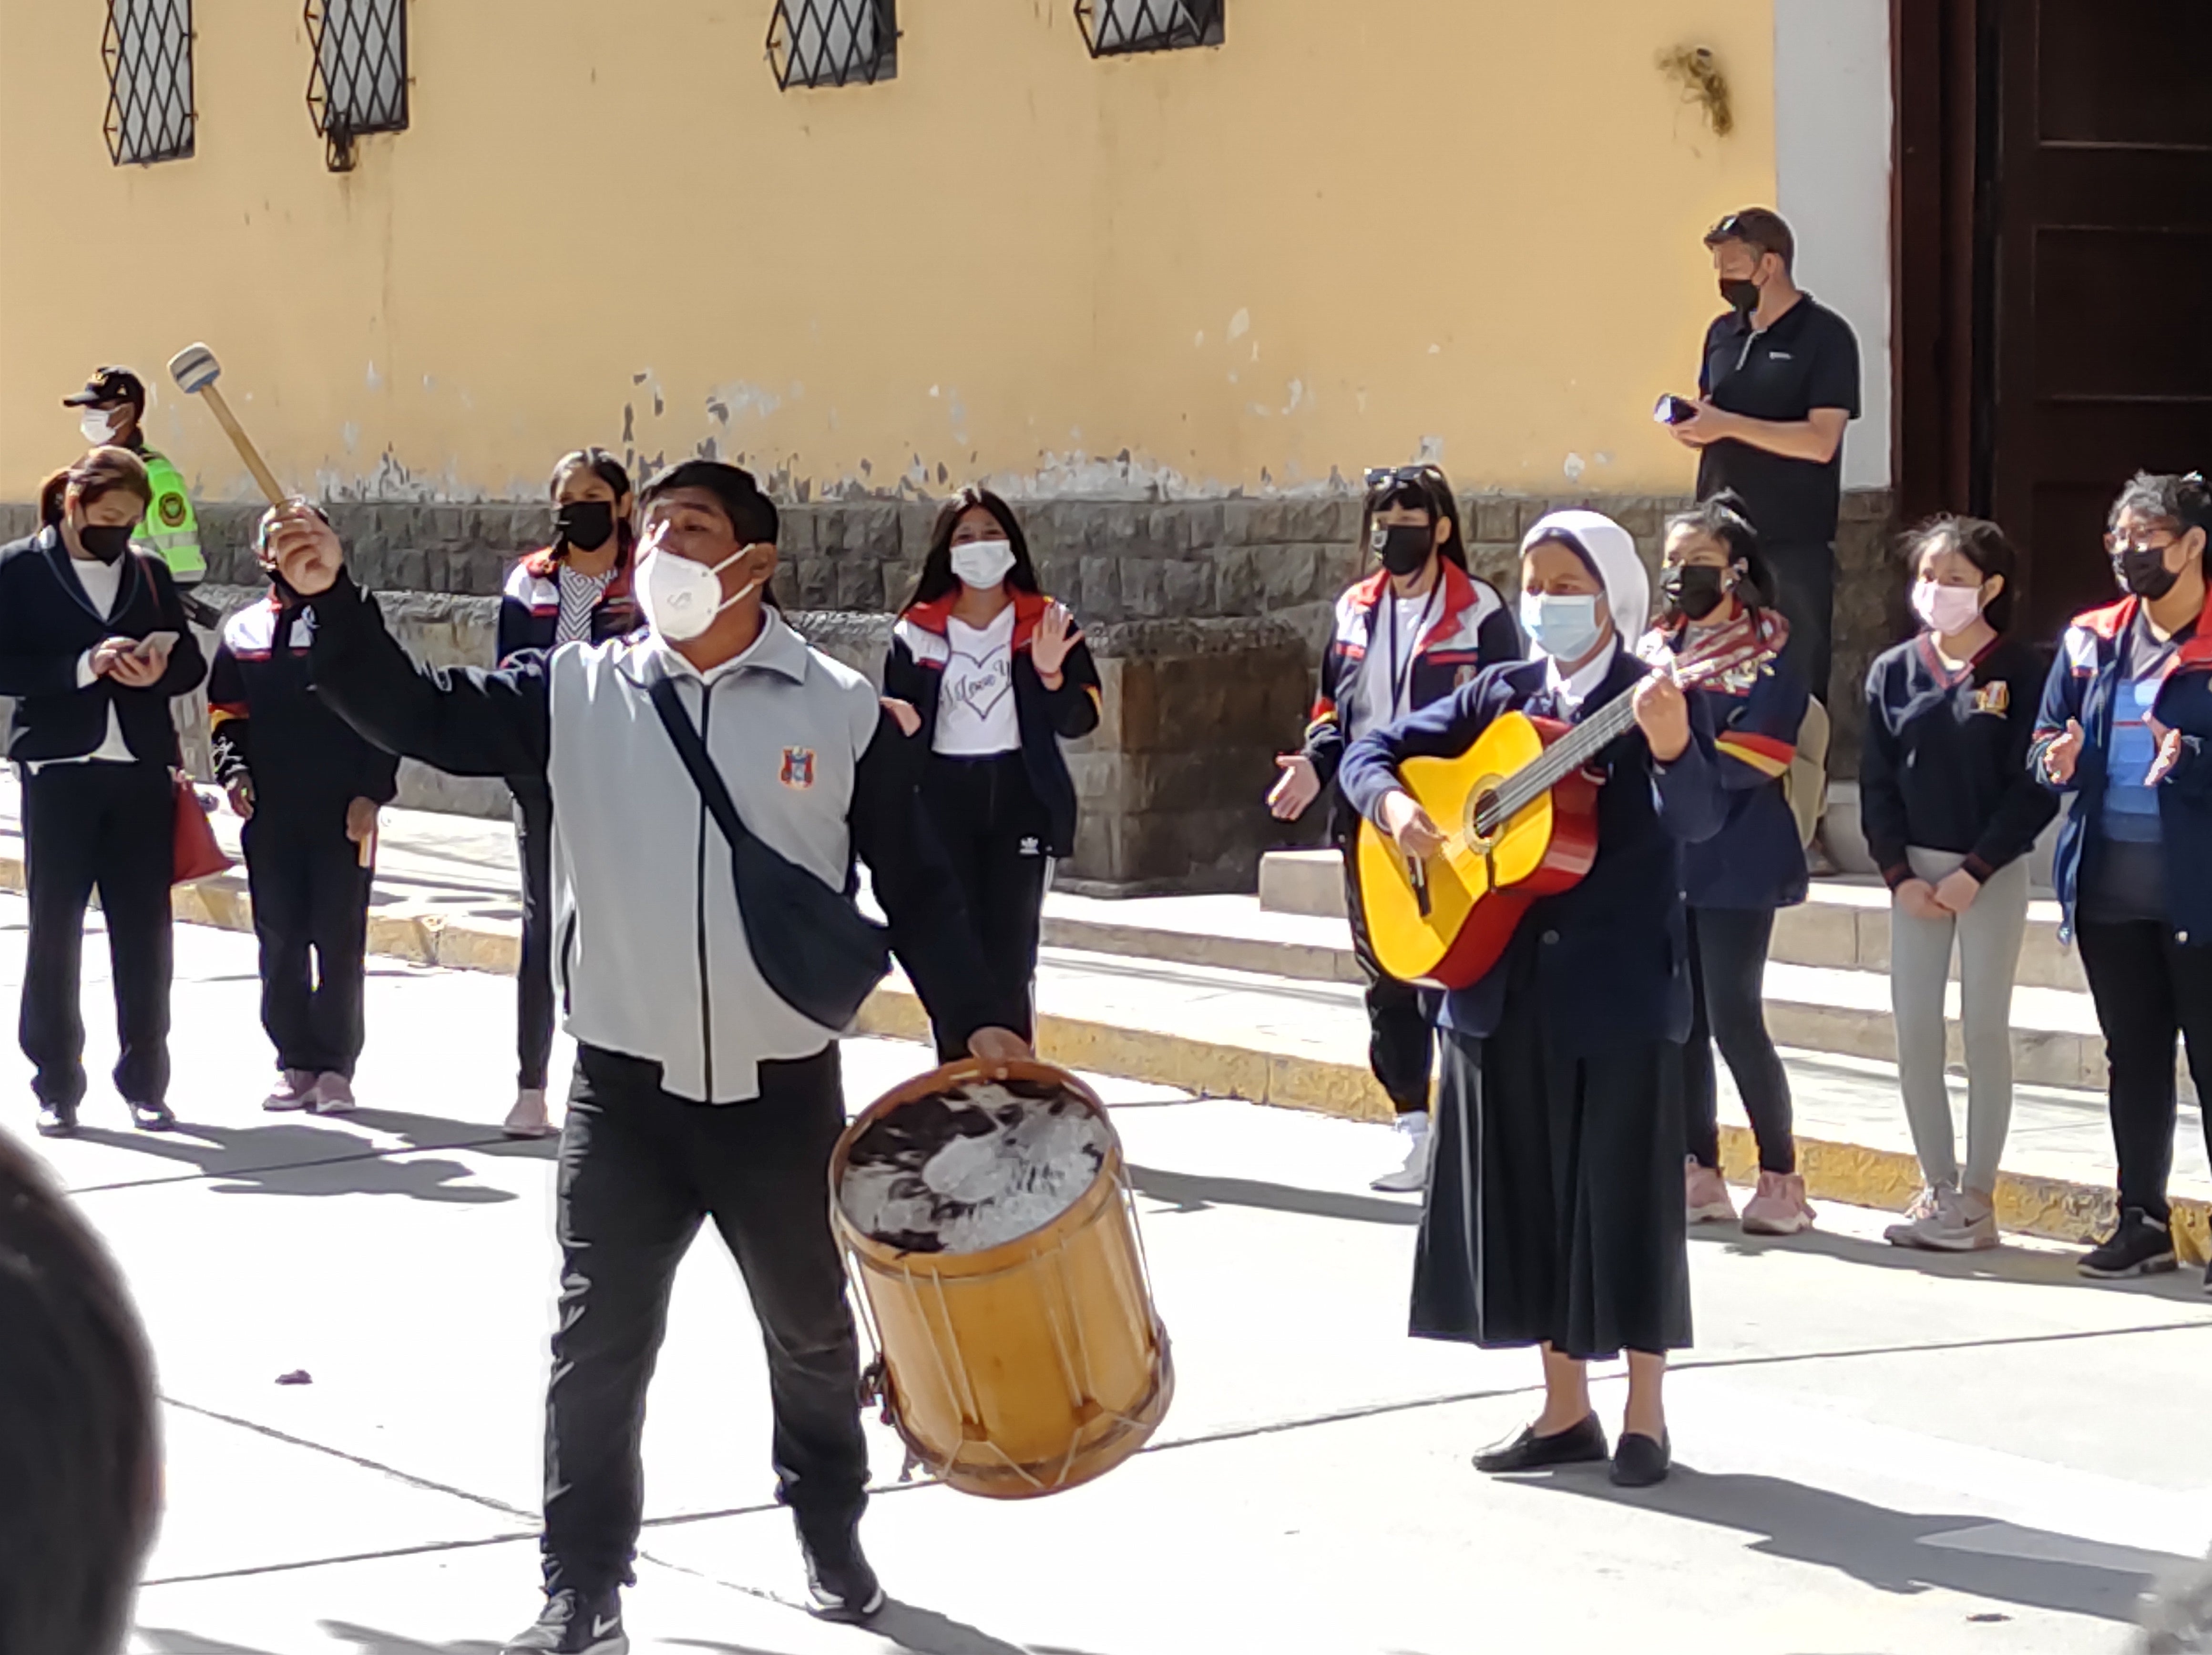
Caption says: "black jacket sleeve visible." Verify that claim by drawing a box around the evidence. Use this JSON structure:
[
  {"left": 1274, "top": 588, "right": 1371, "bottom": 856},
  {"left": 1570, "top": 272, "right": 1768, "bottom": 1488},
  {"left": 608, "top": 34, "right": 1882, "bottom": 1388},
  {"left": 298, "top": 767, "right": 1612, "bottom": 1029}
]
[
  {"left": 1040, "top": 636, "right": 1102, "bottom": 740},
  {"left": 1301, "top": 631, "right": 1347, "bottom": 792},
  {"left": 207, "top": 641, "right": 251, "bottom": 788},
  {"left": 306, "top": 572, "right": 550, "bottom": 782},
  {"left": 1859, "top": 654, "right": 1912, "bottom": 887},
  {"left": 850, "top": 709, "right": 1006, "bottom": 1048}
]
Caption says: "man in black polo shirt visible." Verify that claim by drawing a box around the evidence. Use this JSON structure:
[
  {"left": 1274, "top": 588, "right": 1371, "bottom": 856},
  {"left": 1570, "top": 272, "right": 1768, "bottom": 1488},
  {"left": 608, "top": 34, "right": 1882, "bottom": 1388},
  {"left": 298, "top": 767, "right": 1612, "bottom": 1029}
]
[{"left": 1671, "top": 207, "right": 1861, "bottom": 707}]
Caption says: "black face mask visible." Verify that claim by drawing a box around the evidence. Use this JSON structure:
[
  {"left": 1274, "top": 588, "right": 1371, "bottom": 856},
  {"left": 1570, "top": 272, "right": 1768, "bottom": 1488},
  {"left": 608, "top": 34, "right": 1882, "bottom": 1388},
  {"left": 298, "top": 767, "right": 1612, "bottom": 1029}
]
[
  {"left": 1374, "top": 523, "right": 1434, "bottom": 579},
  {"left": 2114, "top": 542, "right": 2182, "bottom": 601},
  {"left": 77, "top": 523, "right": 133, "bottom": 565},
  {"left": 555, "top": 500, "right": 617, "bottom": 554},
  {"left": 1720, "top": 277, "right": 1761, "bottom": 314},
  {"left": 1664, "top": 564, "right": 1729, "bottom": 621}
]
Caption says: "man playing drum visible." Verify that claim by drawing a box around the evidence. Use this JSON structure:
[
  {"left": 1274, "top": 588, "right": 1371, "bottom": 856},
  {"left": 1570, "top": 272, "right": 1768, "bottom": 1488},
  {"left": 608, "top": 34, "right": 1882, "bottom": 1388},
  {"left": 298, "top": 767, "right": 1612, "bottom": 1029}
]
[{"left": 263, "top": 463, "right": 1026, "bottom": 1655}]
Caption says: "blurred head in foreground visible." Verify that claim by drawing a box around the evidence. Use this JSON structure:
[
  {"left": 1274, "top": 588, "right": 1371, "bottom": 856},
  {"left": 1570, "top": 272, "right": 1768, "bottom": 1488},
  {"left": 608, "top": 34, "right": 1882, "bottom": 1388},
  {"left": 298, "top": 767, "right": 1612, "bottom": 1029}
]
[{"left": 0, "top": 1127, "right": 160, "bottom": 1654}]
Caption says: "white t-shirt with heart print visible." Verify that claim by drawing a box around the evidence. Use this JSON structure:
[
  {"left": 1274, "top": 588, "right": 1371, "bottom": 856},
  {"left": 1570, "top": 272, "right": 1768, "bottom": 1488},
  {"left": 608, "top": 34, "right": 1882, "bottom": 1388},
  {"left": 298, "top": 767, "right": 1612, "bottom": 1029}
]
[{"left": 932, "top": 605, "right": 1021, "bottom": 756}]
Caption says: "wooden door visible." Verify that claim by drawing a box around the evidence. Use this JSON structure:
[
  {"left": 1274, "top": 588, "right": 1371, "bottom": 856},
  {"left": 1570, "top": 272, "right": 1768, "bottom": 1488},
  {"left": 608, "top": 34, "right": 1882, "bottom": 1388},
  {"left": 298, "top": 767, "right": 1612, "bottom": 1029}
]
[{"left": 1986, "top": 0, "right": 2212, "bottom": 638}]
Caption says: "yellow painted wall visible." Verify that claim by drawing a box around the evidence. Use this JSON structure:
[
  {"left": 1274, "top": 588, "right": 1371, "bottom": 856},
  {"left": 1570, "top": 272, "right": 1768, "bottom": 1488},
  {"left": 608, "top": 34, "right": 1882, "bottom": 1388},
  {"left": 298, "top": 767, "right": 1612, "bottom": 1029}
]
[{"left": 0, "top": 0, "right": 1776, "bottom": 502}]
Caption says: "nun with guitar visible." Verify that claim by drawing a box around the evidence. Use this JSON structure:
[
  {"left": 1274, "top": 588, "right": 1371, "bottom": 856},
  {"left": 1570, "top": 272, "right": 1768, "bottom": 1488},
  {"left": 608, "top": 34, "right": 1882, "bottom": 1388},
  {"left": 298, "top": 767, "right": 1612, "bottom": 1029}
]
[{"left": 1339, "top": 511, "right": 1725, "bottom": 1489}]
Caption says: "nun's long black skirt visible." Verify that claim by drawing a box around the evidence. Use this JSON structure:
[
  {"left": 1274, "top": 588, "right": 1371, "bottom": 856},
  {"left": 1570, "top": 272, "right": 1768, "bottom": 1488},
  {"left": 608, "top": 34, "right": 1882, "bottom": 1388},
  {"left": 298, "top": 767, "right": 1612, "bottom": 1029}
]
[{"left": 1411, "top": 981, "right": 1693, "bottom": 1360}]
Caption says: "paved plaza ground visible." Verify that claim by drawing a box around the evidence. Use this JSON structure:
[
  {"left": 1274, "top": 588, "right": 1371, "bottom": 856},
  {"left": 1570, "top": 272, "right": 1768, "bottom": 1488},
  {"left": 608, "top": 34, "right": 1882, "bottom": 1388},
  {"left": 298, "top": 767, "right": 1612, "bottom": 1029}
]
[{"left": 10, "top": 894, "right": 2212, "bottom": 1654}]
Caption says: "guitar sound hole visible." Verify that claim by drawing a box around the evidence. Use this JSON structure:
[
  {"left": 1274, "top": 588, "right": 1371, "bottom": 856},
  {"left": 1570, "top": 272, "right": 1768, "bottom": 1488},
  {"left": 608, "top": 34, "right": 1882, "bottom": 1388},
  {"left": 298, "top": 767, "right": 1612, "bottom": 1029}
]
[{"left": 1469, "top": 787, "right": 1502, "bottom": 844}]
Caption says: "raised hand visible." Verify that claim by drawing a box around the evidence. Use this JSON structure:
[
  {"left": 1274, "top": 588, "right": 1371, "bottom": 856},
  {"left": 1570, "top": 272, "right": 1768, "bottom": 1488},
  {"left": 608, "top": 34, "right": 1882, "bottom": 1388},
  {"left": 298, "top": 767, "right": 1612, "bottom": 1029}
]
[
  {"left": 1268, "top": 753, "right": 1321, "bottom": 821},
  {"left": 262, "top": 501, "right": 345, "bottom": 597},
  {"left": 2042, "top": 718, "right": 2085, "bottom": 785},
  {"left": 1032, "top": 601, "right": 1084, "bottom": 683}
]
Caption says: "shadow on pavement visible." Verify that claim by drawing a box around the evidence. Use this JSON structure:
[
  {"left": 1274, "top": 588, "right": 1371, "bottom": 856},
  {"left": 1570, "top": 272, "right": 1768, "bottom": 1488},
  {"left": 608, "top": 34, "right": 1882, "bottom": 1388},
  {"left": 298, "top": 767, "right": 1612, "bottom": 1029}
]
[
  {"left": 666, "top": 1600, "right": 1096, "bottom": 1654},
  {"left": 72, "top": 1121, "right": 515, "bottom": 1204},
  {"left": 1696, "top": 1218, "right": 2212, "bottom": 1305},
  {"left": 1531, "top": 1463, "right": 2176, "bottom": 1623},
  {"left": 1126, "top": 1164, "right": 1420, "bottom": 1227}
]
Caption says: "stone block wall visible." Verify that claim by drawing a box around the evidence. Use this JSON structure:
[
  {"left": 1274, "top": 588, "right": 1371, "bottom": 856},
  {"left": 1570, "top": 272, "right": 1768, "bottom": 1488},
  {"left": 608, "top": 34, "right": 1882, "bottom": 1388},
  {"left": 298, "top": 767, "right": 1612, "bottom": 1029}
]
[{"left": 1, "top": 485, "right": 1902, "bottom": 888}]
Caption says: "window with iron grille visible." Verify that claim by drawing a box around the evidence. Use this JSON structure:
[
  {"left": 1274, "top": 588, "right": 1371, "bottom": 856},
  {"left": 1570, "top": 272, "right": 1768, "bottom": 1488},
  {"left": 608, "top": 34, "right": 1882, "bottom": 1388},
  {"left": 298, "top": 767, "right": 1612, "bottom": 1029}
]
[
  {"left": 767, "top": 0, "right": 897, "bottom": 90},
  {"left": 305, "top": 0, "right": 408, "bottom": 172},
  {"left": 1075, "top": 0, "right": 1223, "bottom": 57},
  {"left": 103, "top": 0, "right": 195, "bottom": 165}
]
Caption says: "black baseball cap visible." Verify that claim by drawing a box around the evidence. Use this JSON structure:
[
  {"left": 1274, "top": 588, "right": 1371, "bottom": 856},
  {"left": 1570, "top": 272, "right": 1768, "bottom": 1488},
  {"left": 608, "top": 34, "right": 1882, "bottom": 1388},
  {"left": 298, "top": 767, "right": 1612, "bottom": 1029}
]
[{"left": 62, "top": 367, "right": 146, "bottom": 409}]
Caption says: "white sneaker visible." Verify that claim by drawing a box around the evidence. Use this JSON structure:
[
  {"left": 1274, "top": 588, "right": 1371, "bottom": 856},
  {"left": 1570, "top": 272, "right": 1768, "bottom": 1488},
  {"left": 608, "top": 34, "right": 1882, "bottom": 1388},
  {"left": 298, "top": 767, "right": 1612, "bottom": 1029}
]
[
  {"left": 504, "top": 1087, "right": 556, "bottom": 1139},
  {"left": 1371, "top": 1112, "right": 1432, "bottom": 1193},
  {"left": 311, "top": 1073, "right": 356, "bottom": 1114},
  {"left": 263, "top": 1069, "right": 317, "bottom": 1112},
  {"left": 1885, "top": 1184, "right": 1997, "bottom": 1251}
]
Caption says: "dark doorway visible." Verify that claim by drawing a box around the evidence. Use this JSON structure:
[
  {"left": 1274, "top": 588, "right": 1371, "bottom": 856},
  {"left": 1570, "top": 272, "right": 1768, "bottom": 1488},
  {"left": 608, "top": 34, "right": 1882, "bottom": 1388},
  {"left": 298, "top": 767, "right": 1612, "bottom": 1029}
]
[{"left": 1893, "top": 0, "right": 2212, "bottom": 641}]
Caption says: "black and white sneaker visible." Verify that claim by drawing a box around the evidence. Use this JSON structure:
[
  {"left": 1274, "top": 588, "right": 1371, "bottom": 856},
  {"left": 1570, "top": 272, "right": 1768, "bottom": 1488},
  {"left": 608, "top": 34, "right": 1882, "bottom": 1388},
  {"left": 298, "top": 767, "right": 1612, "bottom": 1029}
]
[
  {"left": 35, "top": 1100, "right": 78, "bottom": 1138},
  {"left": 799, "top": 1517, "right": 885, "bottom": 1624},
  {"left": 128, "top": 1099, "right": 175, "bottom": 1133},
  {"left": 2079, "top": 1208, "right": 2179, "bottom": 1279},
  {"left": 500, "top": 1590, "right": 626, "bottom": 1655}
]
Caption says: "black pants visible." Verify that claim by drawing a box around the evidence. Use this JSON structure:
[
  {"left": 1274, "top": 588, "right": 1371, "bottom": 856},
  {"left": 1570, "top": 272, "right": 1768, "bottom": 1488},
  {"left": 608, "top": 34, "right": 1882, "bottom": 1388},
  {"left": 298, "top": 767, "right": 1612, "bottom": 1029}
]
[
  {"left": 1339, "top": 824, "right": 1433, "bottom": 1113},
  {"left": 514, "top": 787, "right": 557, "bottom": 1091},
  {"left": 2077, "top": 921, "right": 2212, "bottom": 1223},
  {"left": 542, "top": 1043, "right": 868, "bottom": 1598},
  {"left": 1765, "top": 541, "right": 1835, "bottom": 706},
  {"left": 1676, "top": 905, "right": 1795, "bottom": 1174},
  {"left": 244, "top": 807, "right": 373, "bottom": 1078},
  {"left": 922, "top": 753, "right": 1050, "bottom": 1060},
  {"left": 19, "top": 762, "right": 175, "bottom": 1108}
]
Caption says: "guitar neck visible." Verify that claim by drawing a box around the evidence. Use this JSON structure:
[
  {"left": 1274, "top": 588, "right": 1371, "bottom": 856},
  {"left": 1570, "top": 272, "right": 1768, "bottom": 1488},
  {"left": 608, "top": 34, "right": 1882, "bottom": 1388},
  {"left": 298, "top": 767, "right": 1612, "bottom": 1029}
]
[{"left": 1483, "top": 689, "right": 1640, "bottom": 822}]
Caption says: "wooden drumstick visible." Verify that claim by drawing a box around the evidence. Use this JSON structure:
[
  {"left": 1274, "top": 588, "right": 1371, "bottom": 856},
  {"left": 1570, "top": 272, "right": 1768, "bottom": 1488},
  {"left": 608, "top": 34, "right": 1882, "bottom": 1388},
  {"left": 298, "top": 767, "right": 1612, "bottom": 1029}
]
[{"left": 166, "top": 343, "right": 287, "bottom": 506}]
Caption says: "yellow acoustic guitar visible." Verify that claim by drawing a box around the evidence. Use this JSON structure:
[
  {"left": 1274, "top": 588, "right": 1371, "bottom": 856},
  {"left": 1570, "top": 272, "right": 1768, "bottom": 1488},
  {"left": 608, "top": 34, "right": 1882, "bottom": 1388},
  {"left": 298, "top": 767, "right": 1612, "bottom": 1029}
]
[{"left": 1353, "top": 660, "right": 1719, "bottom": 989}]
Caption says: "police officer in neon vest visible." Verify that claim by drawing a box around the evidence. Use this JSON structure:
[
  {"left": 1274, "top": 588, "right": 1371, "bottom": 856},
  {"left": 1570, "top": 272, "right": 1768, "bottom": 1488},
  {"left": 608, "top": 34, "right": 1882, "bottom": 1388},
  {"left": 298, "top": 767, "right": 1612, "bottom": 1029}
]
[{"left": 64, "top": 367, "right": 215, "bottom": 627}]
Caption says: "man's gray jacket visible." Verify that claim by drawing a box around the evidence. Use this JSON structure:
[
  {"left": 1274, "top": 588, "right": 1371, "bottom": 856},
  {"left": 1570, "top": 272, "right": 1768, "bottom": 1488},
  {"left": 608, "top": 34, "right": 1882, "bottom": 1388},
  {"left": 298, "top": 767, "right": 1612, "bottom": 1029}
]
[{"left": 302, "top": 572, "right": 1003, "bottom": 1101}]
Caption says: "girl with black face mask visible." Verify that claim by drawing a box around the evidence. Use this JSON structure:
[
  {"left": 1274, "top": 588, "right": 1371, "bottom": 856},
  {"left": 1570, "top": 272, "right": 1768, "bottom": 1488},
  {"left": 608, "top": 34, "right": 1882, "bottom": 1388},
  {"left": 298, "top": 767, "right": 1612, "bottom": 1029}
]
[
  {"left": 1643, "top": 492, "right": 1813, "bottom": 1235},
  {"left": 1268, "top": 465, "right": 1521, "bottom": 1192},
  {"left": 494, "top": 449, "right": 640, "bottom": 1137},
  {"left": 2032, "top": 470, "right": 2212, "bottom": 1282},
  {"left": 0, "top": 448, "right": 207, "bottom": 1138}
]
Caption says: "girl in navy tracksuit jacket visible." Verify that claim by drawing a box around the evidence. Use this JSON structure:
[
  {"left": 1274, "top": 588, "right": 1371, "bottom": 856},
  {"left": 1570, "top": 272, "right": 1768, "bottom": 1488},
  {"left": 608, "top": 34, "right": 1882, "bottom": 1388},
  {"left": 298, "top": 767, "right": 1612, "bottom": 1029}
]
[
  {"left": 882, "top": 487, "right": 1101, "bottom": 1060},
  {"left": 1862, "top": 517, "right": 2055, "bottom": 1255},
  {"left": 2029, "top": 471, "right": 2212, "bottom": 1281},
  {"left": 1269, "top": 464, "right": 1519, "bottom": 1191},
  {"left": 1641, "top": 493, "right": 1812, "bottom": 1235},
  {"left": 494, "top": 448, "right": 640, "bottom": 1136}
]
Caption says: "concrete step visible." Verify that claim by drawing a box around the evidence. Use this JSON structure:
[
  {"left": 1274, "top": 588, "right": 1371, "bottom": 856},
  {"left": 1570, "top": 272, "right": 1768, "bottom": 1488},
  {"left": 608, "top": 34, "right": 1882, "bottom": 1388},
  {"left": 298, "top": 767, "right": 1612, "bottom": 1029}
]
[
  {"left": 854, "top": 945, "right": 2209, "bottom": 1257},
  {"left": 1246, "top": 848, "right": 2088, "bottom": 991}
]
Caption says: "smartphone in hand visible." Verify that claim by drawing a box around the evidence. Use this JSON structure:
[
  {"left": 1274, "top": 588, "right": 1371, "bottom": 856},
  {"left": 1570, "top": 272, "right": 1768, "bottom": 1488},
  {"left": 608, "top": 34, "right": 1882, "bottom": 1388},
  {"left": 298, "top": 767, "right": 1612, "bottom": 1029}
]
[
  {"left": 133, "top": 631, "right": 180, "bottom": 661},
  {"left": 1653, "top": 394, "right": 1698, "bottom": 426}
]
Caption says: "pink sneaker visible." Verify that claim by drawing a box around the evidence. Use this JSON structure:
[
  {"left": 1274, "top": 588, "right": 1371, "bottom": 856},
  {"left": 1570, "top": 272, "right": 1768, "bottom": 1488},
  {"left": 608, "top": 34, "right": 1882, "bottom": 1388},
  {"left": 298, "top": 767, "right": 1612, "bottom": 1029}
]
[
  {"left": 311, "top": 1073, "right": 356, "bottom": 1114},
  {"left": 263, "top": 1069, "right": 317, "bottom": 1112},
  {"left": 1684, "top": 1156, "right": 1736, "bottom": 1225},
  {"left": 1740, "top": 1170, "right": 1815, "bottom": 1236}
]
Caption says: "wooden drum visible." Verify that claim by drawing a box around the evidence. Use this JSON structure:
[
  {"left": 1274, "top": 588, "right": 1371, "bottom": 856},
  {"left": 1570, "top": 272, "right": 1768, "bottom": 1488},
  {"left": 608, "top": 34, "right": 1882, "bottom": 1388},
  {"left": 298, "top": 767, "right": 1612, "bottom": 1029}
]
[{"left": 830, "top": 1058, "right": 1173, "bottom": 1499}]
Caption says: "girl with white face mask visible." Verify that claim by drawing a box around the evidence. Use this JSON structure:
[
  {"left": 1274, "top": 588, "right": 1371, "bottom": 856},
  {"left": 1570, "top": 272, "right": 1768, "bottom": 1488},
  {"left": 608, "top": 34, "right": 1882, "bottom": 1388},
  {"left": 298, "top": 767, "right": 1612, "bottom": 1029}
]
[
  {"left": 884, "top": 488, "right": 1102, "bottom": 1058},
  {"left": 1860, "top": 517, "right": 2054, "bottom": 1254}
]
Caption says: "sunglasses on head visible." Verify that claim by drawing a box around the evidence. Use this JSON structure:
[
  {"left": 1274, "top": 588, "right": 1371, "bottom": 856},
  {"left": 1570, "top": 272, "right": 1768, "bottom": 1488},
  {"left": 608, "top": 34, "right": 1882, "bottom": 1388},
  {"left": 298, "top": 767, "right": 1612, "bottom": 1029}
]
[{"left": 1363, "top": 464, "right": 1446, "bottom": 494}]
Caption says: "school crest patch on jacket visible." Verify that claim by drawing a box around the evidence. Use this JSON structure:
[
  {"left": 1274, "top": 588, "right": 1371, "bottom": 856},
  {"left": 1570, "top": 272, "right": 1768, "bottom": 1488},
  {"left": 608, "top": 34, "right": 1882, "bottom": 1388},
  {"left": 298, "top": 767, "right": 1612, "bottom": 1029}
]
[
  {"left": 780, "top": 747, "right": 816, "bottom": 789},
  {"left": 1971, "top": 681, "right": 2010, "bottom": 716}
]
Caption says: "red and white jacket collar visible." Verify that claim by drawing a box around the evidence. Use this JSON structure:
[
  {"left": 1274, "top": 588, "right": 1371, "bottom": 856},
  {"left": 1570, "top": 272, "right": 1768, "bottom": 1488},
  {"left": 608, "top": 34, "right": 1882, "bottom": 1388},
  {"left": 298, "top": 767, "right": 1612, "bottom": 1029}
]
[
  {"left": 899, "top": 588, "right": 1053, "bottom": 651},
  {"left": 1339, "top": 559, "right": 1496, "bottom": 655},
  {"left": 2067, "top": 590, "right": 2212, "bottom": 672}
]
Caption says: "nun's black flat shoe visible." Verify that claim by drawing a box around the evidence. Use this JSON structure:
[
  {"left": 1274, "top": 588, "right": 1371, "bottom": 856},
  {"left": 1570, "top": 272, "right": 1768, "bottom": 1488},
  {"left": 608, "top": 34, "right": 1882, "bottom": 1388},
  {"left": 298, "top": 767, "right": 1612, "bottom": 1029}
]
[
  {"left": 1610, "top": 1430, "right": 1672, "bottom": 1487},
  {"left": 1474, "top": 1413, "right": 1609, "bottom": 1473}
]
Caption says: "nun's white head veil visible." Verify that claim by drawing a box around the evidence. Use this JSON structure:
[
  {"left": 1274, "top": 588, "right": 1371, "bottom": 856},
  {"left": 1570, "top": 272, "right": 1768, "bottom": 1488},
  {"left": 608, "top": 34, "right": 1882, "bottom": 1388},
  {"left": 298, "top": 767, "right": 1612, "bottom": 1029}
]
[{"left": 1517, "top": 509, "right": 1650, "bottom": 658}]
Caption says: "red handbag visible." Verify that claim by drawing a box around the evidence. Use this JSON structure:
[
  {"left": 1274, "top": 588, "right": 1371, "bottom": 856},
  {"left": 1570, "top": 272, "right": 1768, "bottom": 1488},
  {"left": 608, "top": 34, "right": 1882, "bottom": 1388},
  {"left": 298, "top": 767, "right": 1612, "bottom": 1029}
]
[{"left": 172, "top": 774, "right": 232, "bottom": 885}]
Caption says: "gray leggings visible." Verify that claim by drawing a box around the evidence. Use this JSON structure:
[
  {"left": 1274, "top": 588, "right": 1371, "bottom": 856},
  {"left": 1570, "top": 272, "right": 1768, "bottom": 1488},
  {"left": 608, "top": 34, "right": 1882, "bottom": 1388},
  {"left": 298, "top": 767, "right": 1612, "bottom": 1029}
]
[{"left": 1888, "top": 847, "right": 2031, "bottom": 1195}]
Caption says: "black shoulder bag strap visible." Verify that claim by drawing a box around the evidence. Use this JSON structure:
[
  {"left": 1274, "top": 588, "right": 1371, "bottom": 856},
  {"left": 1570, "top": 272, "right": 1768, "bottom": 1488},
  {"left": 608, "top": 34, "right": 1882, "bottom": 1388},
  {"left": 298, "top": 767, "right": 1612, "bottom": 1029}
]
[{"left": 646, "top": 674, "right": 889, "bottom": 1030}]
